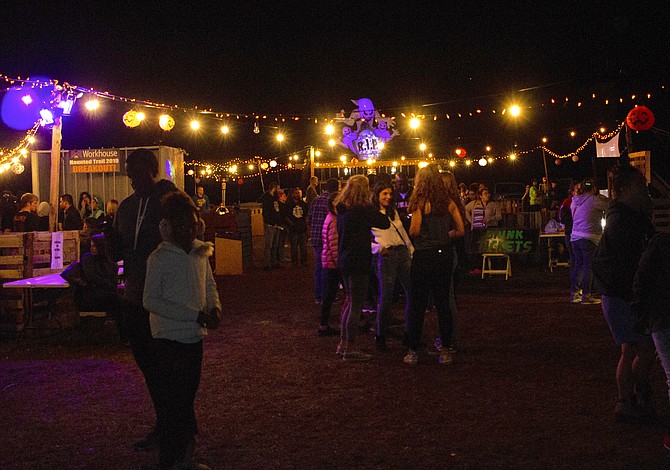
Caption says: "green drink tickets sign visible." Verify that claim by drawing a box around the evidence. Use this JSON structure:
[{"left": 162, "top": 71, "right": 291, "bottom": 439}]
[{"left": 471, "top": 229, "right": 538, "bottom": 254}]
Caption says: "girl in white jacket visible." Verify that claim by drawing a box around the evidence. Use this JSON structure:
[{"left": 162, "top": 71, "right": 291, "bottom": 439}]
[{"left": 143, "top": 191, "right": 221, "bottom": 470}]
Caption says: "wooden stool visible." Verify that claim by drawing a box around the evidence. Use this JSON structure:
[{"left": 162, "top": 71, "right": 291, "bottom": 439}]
[{"left": 481, "top": 253, "right": 512, "bottom": 280}]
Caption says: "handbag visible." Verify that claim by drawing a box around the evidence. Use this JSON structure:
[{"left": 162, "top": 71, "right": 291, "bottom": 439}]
[{"left": 60, "top": 260, "right": 83, "bottom": 285}]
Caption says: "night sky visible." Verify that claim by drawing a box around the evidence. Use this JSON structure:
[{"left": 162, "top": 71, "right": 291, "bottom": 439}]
[{"left": 1, "top": 2, "right": 668, "bottom": 199}]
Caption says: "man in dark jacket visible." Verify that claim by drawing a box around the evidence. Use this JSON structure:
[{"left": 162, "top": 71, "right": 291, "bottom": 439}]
[
  {"left": 113, "top": 148, "right": 178, "bottom": 450},
  {"left": 592, "top": 163, "right": 656, "bottom": 423},
  {"left": 284, "top": 187, "right": 309, "bottom": 266},
  {"left": 58, "top": 194, "right": 83, "bottom": 231},
  {"left": 259, "top": 182, "right": 281, "bottom": 270}
]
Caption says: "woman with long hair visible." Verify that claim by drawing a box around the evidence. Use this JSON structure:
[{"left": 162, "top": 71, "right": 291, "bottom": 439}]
[
  {"left": 78, "top": 191, "right": 92, "bottom": 220},
  {"left": 570, "top": 179, "right": 608, "bottom": 304},
  {"left": 370, "top": 181, "right": 413, "bottom": 351},
  {"left": 440, "top": 171, "right": 468, "bottom": 352},
  {"left": 403, "top": 164, "right": 465, "bottom": 365},
  {"left": 334, "top": 175, "right": 390, "bottom": 362}
]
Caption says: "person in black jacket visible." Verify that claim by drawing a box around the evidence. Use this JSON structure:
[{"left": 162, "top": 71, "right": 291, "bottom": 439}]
[
  {"left": 13, "top": 192, "right": 40, "bottom": 232},
  {"left": 334, "top": 175, "right": 390, "bottom": 362},
  {"left": 593, "top": 163, "right": 656, "bottom": 423},
  {"left": 283, "top": 187, "right": 309, "bottom": 266},
  {"left": 112, "top": 148, "right": 178, "bottom": 450},
  {"left": 73, "top": 233, "right": 123, "bottom": 340},
  {"left": 259, "top": 182, "right": 281, "bottom": 270},
  {"left": 58, "top": 194, "right": 83, "bottom": 231},
  {"left": 633, "top": 232, "right": 670, "bottom": 448}
]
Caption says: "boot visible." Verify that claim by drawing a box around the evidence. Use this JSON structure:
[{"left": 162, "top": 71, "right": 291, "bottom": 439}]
[{"left": 614, "top": 397, "right": 642, "bottom": 423}]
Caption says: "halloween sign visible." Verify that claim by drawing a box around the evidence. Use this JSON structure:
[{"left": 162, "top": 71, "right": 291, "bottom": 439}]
[{"left": 335, "top": 98, "right": 398, "bottom": 159}]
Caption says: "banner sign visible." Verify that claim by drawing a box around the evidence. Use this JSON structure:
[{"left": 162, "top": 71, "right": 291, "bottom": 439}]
[
  {"left": 595, "top": 131, "right": 620, "bottom": 158},
  {"left": 68, "top": 148, "right": 123, "bottom": 173},
  {"left": 50, "top": 231, "right": 63, "bottom": 270},
  {"left": 470, "top": 228, "right": 539, "bottom": 254}
]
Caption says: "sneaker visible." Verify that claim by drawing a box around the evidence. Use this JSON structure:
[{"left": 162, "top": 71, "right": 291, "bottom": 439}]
[
  {"left": 342, "top": 350, "right": 373, "bottom": 362},
  {"left": 439, "top": 348, "right": 453, "bottom": 364},
  {"left": 336, "top": 343, "right": 346, "bottom": 356},
  {"left": 132, "top": 429, "right": 159, "bottom": 451},
  {"left": 569, "top": 293, "right": 582, "bottom": 304},
  {"left": 663, "top": 435, "right": 670, "bottom": 450},
  {"left": 581, "top": 295, "right": 601, "bottom": 305},
  {"left": 171, "top": 459, "right": 211, "bottom": 470},
  {"left": 403, "top": 350, "right": 418, "bottom": 365},
  {"left": 317, "top": 326, "right": 339, "bottom": 337}
]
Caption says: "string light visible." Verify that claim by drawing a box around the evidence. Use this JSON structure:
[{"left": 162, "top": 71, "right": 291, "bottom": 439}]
[{"left": 0, "top": 73, "right": 663, "bottom": 176}]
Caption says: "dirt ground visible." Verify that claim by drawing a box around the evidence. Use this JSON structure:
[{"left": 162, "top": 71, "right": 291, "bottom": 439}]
[{"left": 2, "top": 238, "right": 670, "bottom": 469}]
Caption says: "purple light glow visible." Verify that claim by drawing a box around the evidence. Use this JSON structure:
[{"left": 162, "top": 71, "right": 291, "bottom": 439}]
[{"left": 1, "top": 87, "right": 42, "bottom": 130}]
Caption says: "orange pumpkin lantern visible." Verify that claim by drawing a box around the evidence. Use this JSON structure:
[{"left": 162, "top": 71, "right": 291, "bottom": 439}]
[{"left": 626, "top": 106, "right": 655, "bottom": 131}]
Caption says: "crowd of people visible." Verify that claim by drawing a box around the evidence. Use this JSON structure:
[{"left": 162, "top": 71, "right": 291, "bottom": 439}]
[
  {"left": 257, "top": 163, "right": 670, "bottom": 451},
  {"left": 3, "top": 155, "right": 670, "bottom": 460}
]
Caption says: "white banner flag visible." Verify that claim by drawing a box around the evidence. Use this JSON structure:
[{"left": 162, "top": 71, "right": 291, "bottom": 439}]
[{"left": 595, "top": 131, "right": 620, "bottom": 158}]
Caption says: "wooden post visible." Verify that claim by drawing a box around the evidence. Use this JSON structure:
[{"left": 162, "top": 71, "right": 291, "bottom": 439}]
[
  {"left": 309, "top": 146, "right": 315, "bottom": 179},
  {"left": 49, "top": 117, "right": 62, "bottom": 232}
]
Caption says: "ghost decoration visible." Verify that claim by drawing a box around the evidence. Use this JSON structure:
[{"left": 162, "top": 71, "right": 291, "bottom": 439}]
[
  {"left": 334, "top": 98, "right": 398, "bottom": 159},
  {"left": 374, "top": 118, "right": 399, "bottom": 143},
  {"left": 626, "top": 106, "right": 655, "bottom": 131},
  {"left": 339, "top": 125, "right": 358, "bottom": 154}
]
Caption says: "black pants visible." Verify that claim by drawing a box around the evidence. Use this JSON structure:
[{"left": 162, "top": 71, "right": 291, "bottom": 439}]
[
  {"left": 405, "top": 247, "right": 454, "bottom": 350},
  {"left": 155, "top": 338, "right": 203, "bottom": 469},
  {"left": 124, "top": 302, "right": 164, "bottom": 435},
  {"left": 319, "top": 267, "right": 342, "bottom": 328}
]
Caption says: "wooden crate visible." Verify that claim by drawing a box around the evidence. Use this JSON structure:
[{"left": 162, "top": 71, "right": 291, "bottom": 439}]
[{"left": 30, "top": 231, "right": 80, "bottom": 276}]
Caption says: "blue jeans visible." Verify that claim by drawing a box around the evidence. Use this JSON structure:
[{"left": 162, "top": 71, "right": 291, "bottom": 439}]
[
  {"left": 289, "top": 231, "right": 308, "bottom": 265},
  {"left": 263, "top": 224, "right": 279, "bottom": 268},
  {"left": 341, "top": 271, "right": 370, "bottom": 344},
  {"left": 570, "top": 238, "right": 596, "bottom": 296},
  {"left": 313, "top": 245, "right": 323, "bottom": 301},
  {"left": 375, "top": 247, "right": 411, "bottom": 338},
  {"left": 405, "top": 247, "right": 454, "bottom": 350}
]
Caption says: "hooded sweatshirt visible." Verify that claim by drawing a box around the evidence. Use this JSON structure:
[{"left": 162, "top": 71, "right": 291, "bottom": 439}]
[
  {"left": 113, "top": 179, "right": 177, "bottom": 305},
  {"left": 570, "top": 192, "right": 608, "bottom": 244},
  {"left": 143, "top": 238, "right": 221, "bottom": 343}
]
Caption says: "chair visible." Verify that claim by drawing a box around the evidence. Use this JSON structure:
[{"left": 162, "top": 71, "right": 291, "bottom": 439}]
[{"left": 481, "top": 253, "right": 512, "bottom": 280}]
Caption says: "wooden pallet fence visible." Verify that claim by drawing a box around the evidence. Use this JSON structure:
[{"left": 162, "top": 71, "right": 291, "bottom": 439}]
[
  {"left": 30, "top": 231, "right": 81, "bottom": 276},
  {"left": 0, "top": 231, "right": 80, "bottom": 335},
  {"left": 0, "top": 233, "right": 30, "bottom": 333}
]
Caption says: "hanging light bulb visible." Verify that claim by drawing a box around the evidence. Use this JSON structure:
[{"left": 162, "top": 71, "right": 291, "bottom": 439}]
[{"left": 10, "top": 162, "right": 25, "bottom": 174}]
